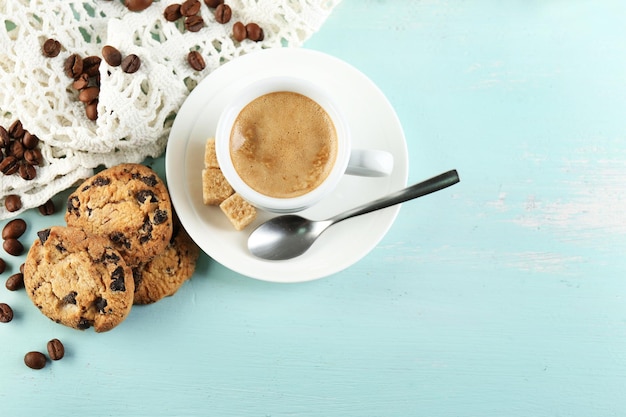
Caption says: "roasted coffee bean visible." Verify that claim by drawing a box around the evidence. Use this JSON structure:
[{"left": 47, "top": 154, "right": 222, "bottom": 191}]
[
  {"left": 185, "top": 15, "right": 204, "bottom": 32},
  {"left": 19, "top": 263, "right": 24, "bottom": 274},
  {"left": 3, "top": 238, "right": 24, "bottom": 256},
  {"left": 4, "top": 195, "right": 22, "bottom": 212},
  {"left": 64, "top": 54, "right": 84, "bottom": 79},
  {"left": 2, "top": 218, "right": 27, "bottom": 239},
  {"left": 233, "top": 21, "right": 246, "bottom": 42},
  {"left": 72, "top": 73, "right": 90, "bottom": 90},
  {"left": 181, "top": 0, "right": 201, "bottom": 16},
  {"left": 42, "top": 38, "right": 62, "bottom": 58},
  {"left": 19, "top": 163, "right": 36, "bottom": 181},
  {"left": 204, "top": 0, "right": 223, "bottom": 7},
  {"left": 0, "top": 126, "right": 9, "bottom": 148},
  {"left": 245, "top": 23, "right": 264, "bottom": 41},
  {"left": 82, "top": 56, "right": 101, "bottom": 77},
  {"left": 125, "top": 0, "right": 153, "bottom": 12},
  {"left": 5, "top": 273, "right": 24, "bottom": 291},
  {"left": 85, "top": 100, "right": 99, "bottom": 121},
  {"left": 102, "top": 45, "right": 122, "bottom": 67},
  {"left": 0, "top": 303, "right": 13, "bottom": 323},
  {"left": 47, "top": 339, "right": 65, "bottom": 360},
  {"left": 38, "top": 199, "right": 55, "bottom": 216},
  {"left": 214, "top": 4, "right": 232, "bottom": 23},
  {"left": 121, "top": 54, "right": 141, "bottom": 73},
  {"left": 0, "top": 156, "right": 19, "bottom": 175},
  {"left": 163, "top": 4, "right": 182, "bottom": 21},
  {"left": 24, "top": 149, "right": 43, "bottom": 166},
  {"left": 24, "top": 352, "right": 47, "bottom": 370},
  {"left": 8, "top": 120, "right": 24, "bottom": 140},
  {"left": 187, "top": 51, "right": 206, "bottom": 71},
  {"left": 78, "top": 86, "right": 100, "bottom": 103},
  {"left": 8, "top": 141, "right": 24, "bottom": 159},
  {"left": 0, "top": 258, "right": 5, "bottom": 274},
  {"left": 22, "top": 132, "right": 39, "bottom": 149}
]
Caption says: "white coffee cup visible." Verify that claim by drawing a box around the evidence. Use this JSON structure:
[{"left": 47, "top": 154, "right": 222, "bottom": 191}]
[{"left": 215, "top": 76, "right": 393, "bottom": 213}]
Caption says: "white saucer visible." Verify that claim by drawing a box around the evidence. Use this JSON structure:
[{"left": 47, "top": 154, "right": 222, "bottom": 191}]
[{"left": 166, "top": 48, "right": 408, "bottom": 283}]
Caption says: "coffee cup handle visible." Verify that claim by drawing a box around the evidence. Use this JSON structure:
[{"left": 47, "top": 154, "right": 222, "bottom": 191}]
[{"left": 345, "top": 149, "right": 394, "bottom": 177}]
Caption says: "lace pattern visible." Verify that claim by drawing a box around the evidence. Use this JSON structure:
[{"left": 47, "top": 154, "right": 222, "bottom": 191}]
[{"left": 0, "top": 0, "right": 340, "bottom": 218}]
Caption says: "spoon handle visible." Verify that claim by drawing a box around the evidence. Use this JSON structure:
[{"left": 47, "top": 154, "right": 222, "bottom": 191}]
[{"left": 329, "top": 169, "right": 460, "bottom": 224}]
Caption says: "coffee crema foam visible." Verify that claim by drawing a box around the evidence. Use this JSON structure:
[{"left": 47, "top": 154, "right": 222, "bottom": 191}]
[{"left": 229, "top": 91, "right": 338, "bottom": 199}]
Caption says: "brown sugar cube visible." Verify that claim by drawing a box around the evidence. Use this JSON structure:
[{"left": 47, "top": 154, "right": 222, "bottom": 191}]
[
  {"left": 204, "top": 137, "right": 219, "bottom": 168},
  {"left": 219, "top": 193, "right": 257, "bottom": 231},
  {"left": 202, "top": 168, "right": 234, "bottom": 205}
]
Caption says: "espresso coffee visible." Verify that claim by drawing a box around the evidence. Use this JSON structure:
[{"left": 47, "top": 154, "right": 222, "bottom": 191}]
[{"left": 229, "top": 91, "right": 338, "bottom": 198}]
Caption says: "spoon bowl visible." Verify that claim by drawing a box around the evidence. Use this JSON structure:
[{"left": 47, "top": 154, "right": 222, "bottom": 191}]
[{"left": 248, "top": 169, "right": 460, "bottom": 260}]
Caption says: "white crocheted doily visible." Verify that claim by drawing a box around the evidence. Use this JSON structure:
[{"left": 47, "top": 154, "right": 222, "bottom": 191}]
[{"left": 0, "top": 0, "right": 340, "bottom": 219}]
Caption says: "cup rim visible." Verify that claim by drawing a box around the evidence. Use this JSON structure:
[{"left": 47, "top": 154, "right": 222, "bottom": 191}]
[{"left": 215, "top": 75, "right": 350, "bottom": 213}]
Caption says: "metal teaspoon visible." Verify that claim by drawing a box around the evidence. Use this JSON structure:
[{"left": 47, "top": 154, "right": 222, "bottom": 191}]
[{"left": 247, "top": 169, "right": 460, "bottom": 260}]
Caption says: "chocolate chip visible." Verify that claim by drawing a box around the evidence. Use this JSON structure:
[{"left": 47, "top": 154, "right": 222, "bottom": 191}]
[
  {"left": 132, "top": 267, "right": 143, "bottom": 288},
  {"left": 77, "top": 318, "right": 92, "bottom": 330},
  {"left": 185, "top": 15, "right": 204, "bottom": 32},
  {"left": 37, "top": 228, "right": 51, "bottom": 244},
  {"left": 38, "top": 199, "right": 56, "bottom": 215},
  {"left": 101, "top": 45, "right": 122, "bottom": 67},
  {"left": 136, "top": 190, "right": 158, "bottom": 204},
  {"left": 47, "top": 339, "right": 65, "bottom": 360},
  {"left": 181, "top": 0, "right": 201, "bottom": 16},
  {"left": 95, "top": 297, "right": 108, "bottom": 313},
  {"left": 233, "top": 21, "right": 246, "bottom": 42},
  {"left": 140, "top": 174, "right": 157, "bottom": 187},
  {"left": 101, "top": 250, "right": 121, "bottom": 263},
  {"left": 3, "top": 238, "right": 23, "bottom": 256},
  {"left": 110, "top": 266, "right": 126, "bottom": 291},
  {"left": 55, "top": 243, "right": 66, "bottom": 252},
  {"left": 139, "top": 218, "right": 153, "bottom": 243},
  {"left": 24, "top": 351, "right": 47, "bottom": 369},
  {"left": 187, "top": 50, "right": 206, "bottom": 71},
  {"left": 62, "top": 291, "right": 77, "bottom": 304},
  {"left": 245, "top": 23, "right": 264, "bottom": 42},
  {"left": 42, "top": 38, "right": 61, "bottom": 58},
  {"left": 67, "top": 196, "right": 81, "bottom": 215},
  {"left": 121, "top": 54, "right": 141, "bottom": 74},
  {"left": 153, "top": 209, "right": 168, "bottom": 225},
  {"left": 163, "top": 4, "right": 182, "bottom": 21},
  {"left": 4, "top": 194, "right": 22, "bottom": 212},
  {"left": 2, "top": 218, "right": 27, "bottom": 239},
  {"left": 6, "top": 273, "right": 24, "bottom": 291},
  {"left": 214, "top": 3, "right": 232, "bottom": 24},
  {"left": 0, "top": 303, "right": 13, "bottom": 323},
  {"left": 110, "top": 232, "right": 131, "bottom": 249},
  {"left": 64, "top": 54, "right": 84, "bottom": 79}
]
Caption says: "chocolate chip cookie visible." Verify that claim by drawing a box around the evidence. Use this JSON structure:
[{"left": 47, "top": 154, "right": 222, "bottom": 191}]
[
  {"left": 65, "top": 164, "right": 173, "bottom": 267},
  {"left": 23, "top": 226, "right": 134, "bottom": 332},
  {"left": 132, "top": 221, "right": 200, "bottom": 305}
]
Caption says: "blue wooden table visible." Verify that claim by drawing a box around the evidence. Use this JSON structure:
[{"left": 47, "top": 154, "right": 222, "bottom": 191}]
[{"left": 2, "top": 1, "right": 626, "bottom": 416}]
